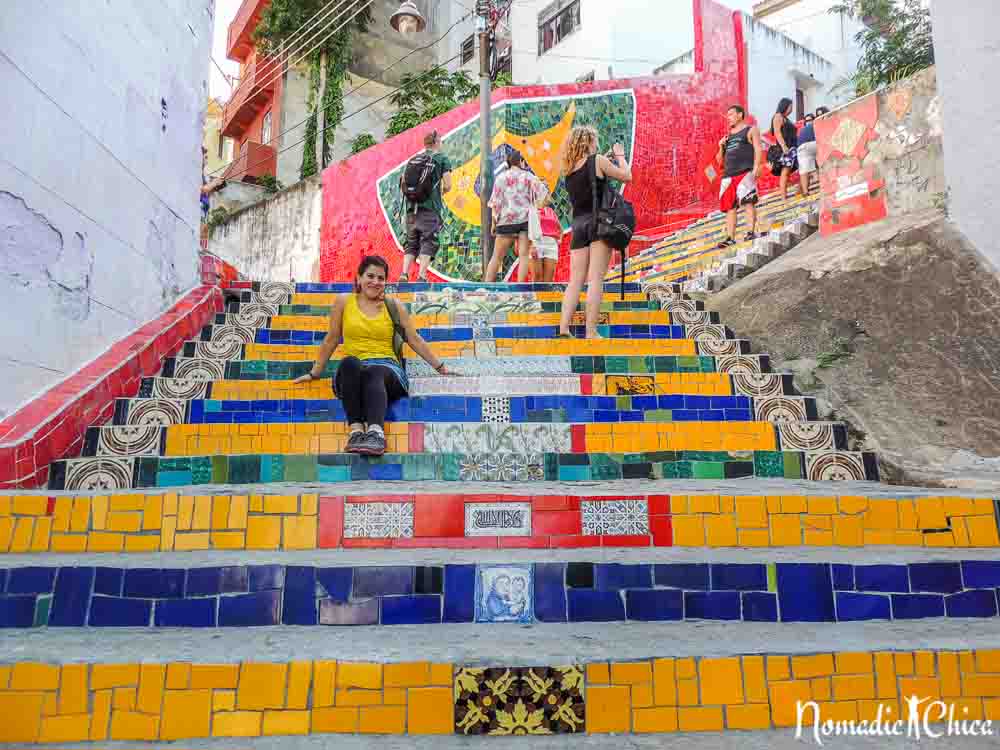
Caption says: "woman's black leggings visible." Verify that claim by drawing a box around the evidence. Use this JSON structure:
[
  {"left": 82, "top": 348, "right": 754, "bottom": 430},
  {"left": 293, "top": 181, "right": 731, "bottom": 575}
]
[{"left": 334, "top": 356, "right": 406, "bottom": 427}]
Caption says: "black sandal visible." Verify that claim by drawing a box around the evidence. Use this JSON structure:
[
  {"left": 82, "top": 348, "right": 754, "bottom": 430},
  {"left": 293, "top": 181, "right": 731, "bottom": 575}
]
[{"left": 716, "top": 237, "right": 736, "bottom": 249}]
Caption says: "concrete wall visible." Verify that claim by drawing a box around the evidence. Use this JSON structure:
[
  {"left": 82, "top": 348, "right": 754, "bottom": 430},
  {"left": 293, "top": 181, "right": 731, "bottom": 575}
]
[
  {"left": 742, "top": 14, "right": 834, "bottom": 125},
  {"left": 815, "top": 67, "right": 944, "bottom": 236},
  {"left": 753, "top": 0, "right": 864, "bottom": 107},
  {"left": 276, "top": 65, "right": 311, "bottom": 187},
  {"left": 0, "top": 0, "right": 212, "bottom": 418},
  {"left": 208, "top": 175, "right": 323, "bottom": 283},
  {"left": 931, "top": 0, "right": 1000, "bottom": 273}
]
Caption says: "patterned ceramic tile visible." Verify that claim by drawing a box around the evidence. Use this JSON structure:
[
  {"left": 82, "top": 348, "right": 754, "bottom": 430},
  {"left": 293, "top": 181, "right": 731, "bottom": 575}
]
[
  {"left": 581, "top": 499, "right": 650, "bottom": 535},
  {"left": 465, "top": 502, "right": 532, "bottom": 537},
  {"left": 482, "top": 397, "right": 512, "bottom": 423},
  {"left": 685, "top": 323, "right": 728, "bottom": 341},
  {"left": 454, "top": 666, "right": 585, "bottom": 735},
  {"left": 475, "top": 340, "right": 498, "bottom": 357},
  {"left": 96, "top": 426, "right": 162, "bottom": 457},
  {"left": 150, "top": 377, "right": 212, "bottom": 400},
  {"left": 731, "top": 372, "right": 789, "bottom": 398},
  {"left": 343, "top": 502, "right": 414, "bottom": 538},
  {"left": 228, "top": 303, "right": 277, "bottom": 327},
  {"left": 189, "top": 340, "right": 244, "bottom": 360},
  {"left": 407, "top": 356, "right": 574, "bottom": 377},
  {"left": 604, "top": 376, "right": 655, "bottom": 396},
  {"left": 412, "top": 376, "right": 583, "bottom": 396},
  {"left": 754, "top": 396, "right": 809, "bottom": 422},
  {"left": 205, "top": 325, "right": 256, "bottom": 345},
  {"left": 698, "top": 338, "right": 745, "bottom": 356},
  {"left": 475, "top": 564, "right": 534, "bottom": 623},
  {"left": 458, "top": 453, "right": 545, "bottom": 482},
  {"left": 124, "top": 398, "right": 187, "bottom": 426},
  {"left": 806, "top": 451, "right": 871, "bottom": 481},
  {"left": 778, "top": 422, "right": 840, "bottom": 451},
  {"left": 64, "top": 457, "right": 135, "bottom": 491},
  {"left": 256, "top": 281, "right": 296, "bottom": 304},
  {"left": 424, "top": 423, "right": 571, "bottom": 454},
  {"left": 172, "top": 358, "right": 226, "bottom": 380},
  {"left": 410, "top": 289, "right": 544, "bottom": 316}
]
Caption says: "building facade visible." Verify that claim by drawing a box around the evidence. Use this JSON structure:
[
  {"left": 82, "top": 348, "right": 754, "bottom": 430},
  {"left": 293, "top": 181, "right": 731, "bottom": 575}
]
[
  {"left": 204, "top": 98, "right": 234, "bottom": 176},
  {"left": 0, "top": 0, "right": 212, "bottom": 417},
  {"left": 218, "top": 0, "right": 457, "bottom": 188}
]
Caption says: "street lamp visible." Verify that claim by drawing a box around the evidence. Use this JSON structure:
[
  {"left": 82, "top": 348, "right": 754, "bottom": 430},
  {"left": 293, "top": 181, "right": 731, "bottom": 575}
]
[
  {"left": 390, "top": 1, "right": 426, "bottom": 35},
  {"left": 391, "top": 0, "right": 496, "bottom": 279}
]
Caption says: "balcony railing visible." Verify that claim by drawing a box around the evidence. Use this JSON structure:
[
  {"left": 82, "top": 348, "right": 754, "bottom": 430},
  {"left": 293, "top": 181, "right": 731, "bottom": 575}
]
[
  {"left": 220, "top": 59, "right": 278, "bottom": 138},
  {"left": 227, "top": 0, "right": 271, "bottom": 61},
  {"left": 222, "top": 141, "right": 277, "bottom": 183}
]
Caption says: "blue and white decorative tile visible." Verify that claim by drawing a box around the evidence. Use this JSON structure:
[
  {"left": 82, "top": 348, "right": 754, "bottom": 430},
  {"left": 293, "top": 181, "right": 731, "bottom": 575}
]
[
  {"left": 465, "top": 501, "right": 532, "bottom": 536},
  {"left": 482, "top": 397, "right": 511, "bottom": 424},
  {"left": 581, "top": 499, "right": 649, "bottom": 536},
  {"left": 475, "top": 564, "right": 534, "bottom": 623},
  {"left": 343, "top": 502, "right": 414, "bottom": 539}
]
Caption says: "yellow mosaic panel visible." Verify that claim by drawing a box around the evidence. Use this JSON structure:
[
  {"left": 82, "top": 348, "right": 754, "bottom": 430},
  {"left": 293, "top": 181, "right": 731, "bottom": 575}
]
[
  {"left": 0, "top": 660, "right": 453, "bottom": 742},
  {"left": 5, "top": 650, "right": 1000, "bottom": 741},
  {"left": 244, "top": 338, "right": 697, "bottom": 362},
  {"left": 669, "top": 495, "right": 1000, "bottom": 548},
  {"left": 162, "top": 422, "right": 410, "bottom": 457},
  {"left": 157, "top": 422, "right": 773, "bottom": 458},
  {"left": 270, "top": 310, "right": 674, "bottom": 331},
  {"left": 0, "top": 493, "right": 321, "bottom": 554}
]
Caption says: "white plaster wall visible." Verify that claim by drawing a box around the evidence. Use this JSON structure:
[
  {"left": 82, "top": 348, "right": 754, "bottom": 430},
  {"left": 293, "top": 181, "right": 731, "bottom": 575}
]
[
  {"left": 754, "top": 0, "right": 863, "bottom": 106},
  {"left": 208, "top": 176, "right": 323, "bottom": 283},
  {"left": 743, "top": 14, "right": 834, "bottom": 126},
  {"left": 0, "top": 0, "right": 212, "bottom": 418},
  {"left": 509, "top": 0, "right": 755, "bottom": 85},
  {"left": 931, "top": 0, "right": 1000, "bottom": 273}
]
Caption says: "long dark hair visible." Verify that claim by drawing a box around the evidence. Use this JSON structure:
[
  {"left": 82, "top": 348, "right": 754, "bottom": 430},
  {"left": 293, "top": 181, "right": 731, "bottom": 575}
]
[
  {"left": 354, "top": 255, "right": 389, "bottom": 292},
  {"left": 771, "top": 97, "right": 794, "bottom": 134}
]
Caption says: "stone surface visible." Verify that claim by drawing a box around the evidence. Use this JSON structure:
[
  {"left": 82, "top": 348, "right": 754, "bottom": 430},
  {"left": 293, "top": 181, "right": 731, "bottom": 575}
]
[{"left": 711, "top": 209, "right": 1000, "bottom": 490}]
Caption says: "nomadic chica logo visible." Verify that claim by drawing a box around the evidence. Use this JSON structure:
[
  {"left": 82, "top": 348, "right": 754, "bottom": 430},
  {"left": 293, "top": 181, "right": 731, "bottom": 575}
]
[{"left": 795, "top": 697, "right": 994, "bottom": 744}]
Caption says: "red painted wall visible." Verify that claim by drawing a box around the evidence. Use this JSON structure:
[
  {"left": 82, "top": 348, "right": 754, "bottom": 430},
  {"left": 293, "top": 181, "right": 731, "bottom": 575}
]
[{"left": 320, "top": 0, "right": 745, "bottom": 282}]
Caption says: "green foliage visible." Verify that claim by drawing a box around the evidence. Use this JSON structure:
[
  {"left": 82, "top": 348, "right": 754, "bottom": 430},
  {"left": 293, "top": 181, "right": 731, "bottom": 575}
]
[
  {"left": 350, "top": 133, "right": 378, "bottom": 154},
  {"left": 829, "top": 0, "right": 934, "bottom": 96},
  {"left": 254, "top": 0, "right": 373, "bottom": 179},
  {"left": 493, "top": 71, "right": 515, "bottom": 89},
  {"left": 206, "top": 207, "right": 230, "bottom": 231},
  {"left": 385, "top": 69, "right": 481, "bottom": 138},
  {"left": 257, "top": 173, "right": 283, "bottom": 193}
]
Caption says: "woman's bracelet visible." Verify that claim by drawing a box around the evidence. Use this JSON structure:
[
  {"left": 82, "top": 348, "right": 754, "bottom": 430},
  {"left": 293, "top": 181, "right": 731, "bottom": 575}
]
[{"left": 434, "top": 362, "right": 445, "bottom": 373}]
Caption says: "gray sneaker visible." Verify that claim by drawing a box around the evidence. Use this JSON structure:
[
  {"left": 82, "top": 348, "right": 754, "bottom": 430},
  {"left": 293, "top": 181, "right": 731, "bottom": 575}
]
[
  {"left": 357, "top": 430, "right": 386, "bottom": 456},
  {"left": 345, "top": 431, "right": 366, "bottom": 454}
]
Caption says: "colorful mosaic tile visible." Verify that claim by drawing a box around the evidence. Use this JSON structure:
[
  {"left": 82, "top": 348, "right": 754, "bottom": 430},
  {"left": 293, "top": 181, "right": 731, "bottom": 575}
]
[{"left": 454, "top": 666, "right": 585, "bottom": 735}]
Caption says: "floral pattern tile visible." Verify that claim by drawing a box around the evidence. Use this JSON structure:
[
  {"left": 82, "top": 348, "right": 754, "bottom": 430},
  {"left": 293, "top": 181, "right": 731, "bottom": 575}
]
[
  {"left": 454, "top": 666, "right": 585, "bottom": 735},
  {"left": 482, "top": 397, "right": 512, "bottom": 423}
]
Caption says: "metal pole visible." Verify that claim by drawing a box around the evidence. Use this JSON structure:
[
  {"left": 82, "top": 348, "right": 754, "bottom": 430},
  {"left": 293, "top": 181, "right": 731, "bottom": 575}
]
[{"left": 477, "top": 4, "right": 492, "bottom": 279}]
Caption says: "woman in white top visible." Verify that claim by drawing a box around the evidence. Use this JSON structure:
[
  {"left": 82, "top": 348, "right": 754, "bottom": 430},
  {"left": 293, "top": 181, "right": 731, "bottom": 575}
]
[{"left": 485, "top": 149, "right": 549, "bottom": 283}]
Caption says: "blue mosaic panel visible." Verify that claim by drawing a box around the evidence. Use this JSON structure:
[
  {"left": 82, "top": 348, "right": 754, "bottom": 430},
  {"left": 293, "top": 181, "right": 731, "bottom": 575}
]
[{"left": 5, "top": 561, "right": 999, "bottom": 629}]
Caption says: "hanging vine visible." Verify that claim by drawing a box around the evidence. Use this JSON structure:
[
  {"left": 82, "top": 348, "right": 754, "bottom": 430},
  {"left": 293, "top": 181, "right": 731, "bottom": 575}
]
[
  {"left": 300, "top": 56, "right": 321, "bottom": 180},
  {"left": 254, "top": 0, "right": 373, "bottom": 181}
]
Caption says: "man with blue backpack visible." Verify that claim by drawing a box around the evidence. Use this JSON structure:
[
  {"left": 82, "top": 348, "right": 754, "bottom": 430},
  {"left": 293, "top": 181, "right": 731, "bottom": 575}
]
[{"left": 399, "top": 130, "right": 452, "bottom": 282}]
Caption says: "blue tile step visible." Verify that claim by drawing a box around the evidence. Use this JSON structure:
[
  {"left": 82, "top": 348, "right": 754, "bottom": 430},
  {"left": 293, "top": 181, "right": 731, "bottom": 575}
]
[
  {"left": 6, "top": 559, "right": 991, "bottom": 630},
  {"left": 112, "top": 394, "right": 760, "bottom": 428}
]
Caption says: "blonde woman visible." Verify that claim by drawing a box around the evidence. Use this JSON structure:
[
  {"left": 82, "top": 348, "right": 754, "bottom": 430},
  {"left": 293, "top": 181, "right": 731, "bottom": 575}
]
[{"left": 557, "top": 126, "right": 632, "bottom": 339}]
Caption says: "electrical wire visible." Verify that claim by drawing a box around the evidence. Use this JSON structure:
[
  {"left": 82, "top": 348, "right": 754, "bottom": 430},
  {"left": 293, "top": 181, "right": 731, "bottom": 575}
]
[
  {"left": 210, "top": 8, "right": 476, "bottom": 179},
  {"left": 235, "top": 0, "right": 375, "bottom": 111},
  {"left": 240, "top": 0, "right": 359, "bottom": 93},
  {"left": 219, "top": 53, "right": 465, "bottom": 183}
]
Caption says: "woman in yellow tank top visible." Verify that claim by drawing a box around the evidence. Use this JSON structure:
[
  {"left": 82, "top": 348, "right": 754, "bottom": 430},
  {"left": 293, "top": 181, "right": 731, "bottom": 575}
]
[{"left": 293, "top": 256, "right": 451, "bottom": 456}]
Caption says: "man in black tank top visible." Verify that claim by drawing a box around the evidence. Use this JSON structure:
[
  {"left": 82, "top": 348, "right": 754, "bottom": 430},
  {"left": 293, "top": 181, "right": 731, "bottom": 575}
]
[{"left": 716, "top": 105, "right": 763, "bottom": 247}]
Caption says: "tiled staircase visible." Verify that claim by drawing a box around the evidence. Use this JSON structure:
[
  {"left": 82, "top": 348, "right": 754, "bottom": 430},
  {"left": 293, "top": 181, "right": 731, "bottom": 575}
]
[
  {"left": 615, "top": 191, "right": 820, "bottom": 292},
  {"left": 2, "top": 272, "right": 1000, "bottom": 744}
]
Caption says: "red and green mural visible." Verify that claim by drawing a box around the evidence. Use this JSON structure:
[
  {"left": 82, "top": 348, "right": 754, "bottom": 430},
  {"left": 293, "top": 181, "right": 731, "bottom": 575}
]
[{"left": 320, "top": 0, "right": 745, "bottom": 282}]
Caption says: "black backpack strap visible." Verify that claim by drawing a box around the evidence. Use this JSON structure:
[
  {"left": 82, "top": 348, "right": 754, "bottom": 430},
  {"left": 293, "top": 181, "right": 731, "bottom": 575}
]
[
  {"left": 589, "top": 154, "right": 599, "bottom": 237},
  {"left": 384, "top": 297, "right": 407, "bottom": 364}
]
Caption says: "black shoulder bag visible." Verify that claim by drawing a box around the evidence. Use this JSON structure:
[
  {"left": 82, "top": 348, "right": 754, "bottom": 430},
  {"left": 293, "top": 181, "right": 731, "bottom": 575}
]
[
  {"left": 590, "top": 155, "right": 636, "bottom": 300},
  {"left": 383, "top": 297, "right": 408, "bottom": 369}
]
